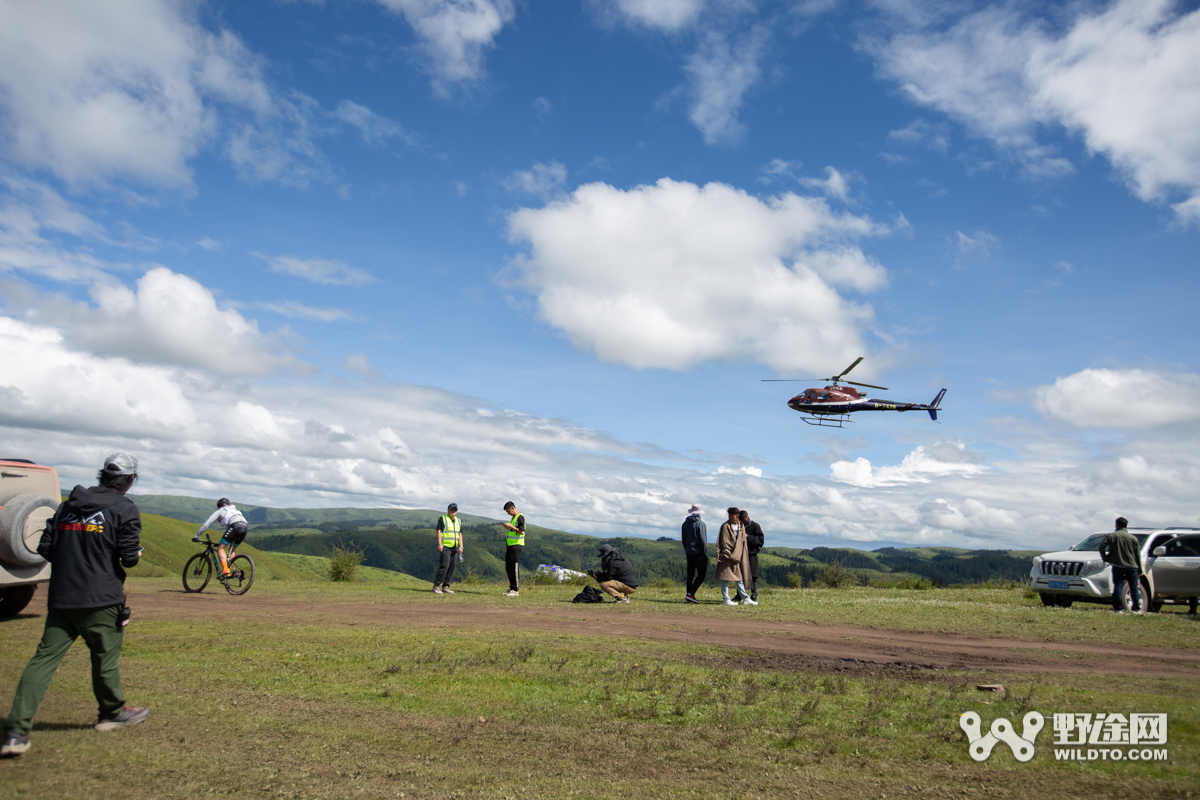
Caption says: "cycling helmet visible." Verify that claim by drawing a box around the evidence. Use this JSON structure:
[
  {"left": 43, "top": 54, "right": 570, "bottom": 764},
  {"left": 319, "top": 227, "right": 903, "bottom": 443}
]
[{"left": 217, "top": 498, "right": 230, "bottom": 508}]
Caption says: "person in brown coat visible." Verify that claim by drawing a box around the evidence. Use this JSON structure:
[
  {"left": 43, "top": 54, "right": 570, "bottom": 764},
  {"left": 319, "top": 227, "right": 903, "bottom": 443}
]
[{"left": 715, "top": 507, "right": 756, "bottom": 606}]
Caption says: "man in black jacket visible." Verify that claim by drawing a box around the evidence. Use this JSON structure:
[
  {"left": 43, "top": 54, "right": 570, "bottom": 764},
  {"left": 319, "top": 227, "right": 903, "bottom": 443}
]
[
  {"left": 2, "top": 453, "right": 150, "bottom": 758},
  {"left": 740, "top": 510, "right": 764, "bottom": 602},
  {"left": 589, "top": 544, "right": 639, "bottom": 604},
  {"left": 681, "top": 504, "right": 707, "bottom": 604}
]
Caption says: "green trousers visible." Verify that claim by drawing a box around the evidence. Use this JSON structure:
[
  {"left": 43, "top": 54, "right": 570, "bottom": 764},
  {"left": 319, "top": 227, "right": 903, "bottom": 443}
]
[{"left": 6, "top": 605, "right": 126, "bottom": 736}]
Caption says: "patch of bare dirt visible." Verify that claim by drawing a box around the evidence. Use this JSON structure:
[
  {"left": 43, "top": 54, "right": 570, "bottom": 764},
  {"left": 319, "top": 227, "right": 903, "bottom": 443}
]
[{"left": 119, "top": 585, "right": 1200, "bottom": 678}]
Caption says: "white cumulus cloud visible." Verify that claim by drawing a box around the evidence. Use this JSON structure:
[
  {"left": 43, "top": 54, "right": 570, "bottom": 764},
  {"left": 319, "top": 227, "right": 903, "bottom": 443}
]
[
  {"left": 592, "top": 0, "right": 708, "bottom": 32},
  {"left": 1033, "top": 368, "right": 1200, "bottom": 430},
  {"left": 831, "top": 442, "right": 987, "bottom": 487},
  {"left": 508, "top": 178, "right": 887, "bottom": 372},
  {"left": 870, "top": 0, "right": 1200, "bottom": 219},
  {"left": 58, "top": 267, "right": 299, "bottom": 375},
  {"left": 0, "top": 0, "right": 280, "bottom": 189},
  {"left": 375, "top": 0, "right": 516, "bottom": 92}
]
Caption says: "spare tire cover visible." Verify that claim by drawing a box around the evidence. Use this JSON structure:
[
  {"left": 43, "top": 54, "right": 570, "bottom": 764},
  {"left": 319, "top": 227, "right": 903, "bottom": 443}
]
[{"left": 0, "top": 493, "right": 58, "bottom": 567}]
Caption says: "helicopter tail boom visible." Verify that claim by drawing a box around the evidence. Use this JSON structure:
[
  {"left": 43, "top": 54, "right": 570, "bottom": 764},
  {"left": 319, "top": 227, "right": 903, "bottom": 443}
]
[{"left": 928, "top": 388, "right": 947, "bottom": 420}]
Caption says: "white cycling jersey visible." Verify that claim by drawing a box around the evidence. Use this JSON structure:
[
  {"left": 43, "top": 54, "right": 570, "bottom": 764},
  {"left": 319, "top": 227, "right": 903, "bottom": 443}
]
[{"left": 196, "top": 504, "right": 247, "bottom": 534}]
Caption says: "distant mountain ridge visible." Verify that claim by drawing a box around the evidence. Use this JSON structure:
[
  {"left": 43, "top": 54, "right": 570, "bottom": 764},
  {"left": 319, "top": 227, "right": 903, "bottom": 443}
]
[
  {"left": 130, "top": 494, "right": 502, "bottom": 528},
  {"left": 132, "top": 495, "right": 1043, "bottom": 587}
]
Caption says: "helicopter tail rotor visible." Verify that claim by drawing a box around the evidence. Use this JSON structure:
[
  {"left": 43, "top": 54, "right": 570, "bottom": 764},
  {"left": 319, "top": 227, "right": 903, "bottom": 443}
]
[{"left": 928, "top": 388, "right": 947, "bottom": 420}]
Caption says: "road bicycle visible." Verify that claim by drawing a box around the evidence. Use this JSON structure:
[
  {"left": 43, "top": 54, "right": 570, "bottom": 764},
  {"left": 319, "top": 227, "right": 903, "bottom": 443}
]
[{"left": 182, "top": 534, "right": 255, "bottom": 595}]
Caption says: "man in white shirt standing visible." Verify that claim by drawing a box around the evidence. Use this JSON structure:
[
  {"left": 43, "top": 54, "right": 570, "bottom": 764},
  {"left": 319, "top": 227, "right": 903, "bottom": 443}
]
[{"left": 193, "top": 498, "right": 248, "bottom": 579}]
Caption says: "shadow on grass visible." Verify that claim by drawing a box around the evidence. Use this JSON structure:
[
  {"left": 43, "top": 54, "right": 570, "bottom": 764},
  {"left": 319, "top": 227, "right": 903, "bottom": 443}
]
[{"left": 0, "top": 613, "right": 44, "bottom": 622}]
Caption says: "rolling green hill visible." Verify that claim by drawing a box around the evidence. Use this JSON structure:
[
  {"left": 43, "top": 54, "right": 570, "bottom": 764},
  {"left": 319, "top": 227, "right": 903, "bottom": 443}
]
[
  {"left": 129, "top": 513, "right": 422, "bottom": 585},
  {"left": 132, "top": 495, "right": 1043, "bottom": 587},
  {"left": 130, "top": 494, "right": 506, "bottom": 530}
]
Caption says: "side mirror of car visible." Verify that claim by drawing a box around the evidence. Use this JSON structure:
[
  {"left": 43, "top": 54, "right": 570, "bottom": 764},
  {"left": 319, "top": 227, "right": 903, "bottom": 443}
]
[
  {"left": 1068, "top": 545, "right": 1074, "bottom": 551},
  {"left": 1152, "top": 546, "right": 1166, "bottom": 557}
]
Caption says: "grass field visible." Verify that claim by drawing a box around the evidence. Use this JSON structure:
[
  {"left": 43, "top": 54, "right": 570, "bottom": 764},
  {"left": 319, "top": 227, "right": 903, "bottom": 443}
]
[{"left": 2, "top": 579, "right": 1197, "bottom": 799}]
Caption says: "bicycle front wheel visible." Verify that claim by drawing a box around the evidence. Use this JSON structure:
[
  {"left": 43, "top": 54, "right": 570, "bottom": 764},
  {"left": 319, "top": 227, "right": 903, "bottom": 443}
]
[
  {"left": 183, "top": 552, "right": 211, "bottom": 593},
  {"left": 225, "top": 554, "right": 255, "bottom": 595}
]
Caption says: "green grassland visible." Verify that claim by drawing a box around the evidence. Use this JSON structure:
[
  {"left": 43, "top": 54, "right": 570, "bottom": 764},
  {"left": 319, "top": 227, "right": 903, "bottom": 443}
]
[{"left": 2, "top": 579, "right": 1197, "bottom": 799}]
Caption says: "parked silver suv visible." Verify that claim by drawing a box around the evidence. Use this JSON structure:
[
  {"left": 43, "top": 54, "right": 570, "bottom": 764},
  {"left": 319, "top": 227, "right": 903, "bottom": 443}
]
[{"left": 1030, "top": 528, "right": 1200, "bottom": 613}]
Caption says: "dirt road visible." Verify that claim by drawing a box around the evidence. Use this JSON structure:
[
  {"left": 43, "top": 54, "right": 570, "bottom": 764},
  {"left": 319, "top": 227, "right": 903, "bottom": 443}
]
[{"left": 120, "top": 583, "right": 1200, "bottom": 679}]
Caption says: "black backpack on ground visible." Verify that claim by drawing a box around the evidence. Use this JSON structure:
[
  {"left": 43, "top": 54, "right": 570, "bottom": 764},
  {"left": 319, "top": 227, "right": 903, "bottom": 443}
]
[{"left": 572, "top": 585, "right": 605, "bottom": 603}]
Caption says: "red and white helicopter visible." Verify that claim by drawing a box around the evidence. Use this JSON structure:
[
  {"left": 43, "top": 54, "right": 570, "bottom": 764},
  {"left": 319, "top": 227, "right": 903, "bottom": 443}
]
[{"left": 763, "top": 357, "right": 946, "bottom": 428}]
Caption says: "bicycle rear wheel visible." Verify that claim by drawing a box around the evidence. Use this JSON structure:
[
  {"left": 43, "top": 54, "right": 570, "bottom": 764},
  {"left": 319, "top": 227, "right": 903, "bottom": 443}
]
[
  {"left": 224, "top": 554, "right": 255, "bottom": 595},
  {"left": 183, "top": 553, "right": 211, "bottom": 593}
]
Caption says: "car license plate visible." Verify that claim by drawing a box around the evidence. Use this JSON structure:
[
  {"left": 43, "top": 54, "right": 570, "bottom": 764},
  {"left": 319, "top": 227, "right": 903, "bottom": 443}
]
[{"left": 1049, "top": 580, "right": 1069, "bottom": 590}]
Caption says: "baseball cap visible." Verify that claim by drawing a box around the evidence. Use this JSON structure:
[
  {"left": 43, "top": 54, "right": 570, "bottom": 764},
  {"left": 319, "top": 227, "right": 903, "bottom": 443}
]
[
  {"left": 102, "top": 452, "right": 138, "bottom": 476},
  {"left": 448, "top": 503, "right": 458, "bottom": 511}
]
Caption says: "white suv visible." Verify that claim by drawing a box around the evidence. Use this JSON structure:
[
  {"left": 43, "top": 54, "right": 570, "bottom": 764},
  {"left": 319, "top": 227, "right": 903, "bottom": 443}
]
[{"left": 1030, "top": 528, "right": 1200, "bottom": 613}]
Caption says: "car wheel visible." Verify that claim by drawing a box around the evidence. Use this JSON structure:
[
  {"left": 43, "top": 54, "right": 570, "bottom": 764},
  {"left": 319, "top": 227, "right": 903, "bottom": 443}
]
[
  {"left": 1040, "top": 593, "right": 1059, "bottom": 607},
  {"left": 0, "top": 585, "right": 37, "bottom": 618},
  {"left": 0, "top": 493, "right": 57, "bottom": 567},
  {"left": 1055, "top": 596, "right": 1074, "bottom": 608},
  {"left": 1190, "top": 597, "right": 1198, "bottom": 616},
  {"left": 1117, "top": 578, "right": 1153, "bottom": 613},
  {"left": 1142, "top": 578, "right": 1158, "bottom": 613}
]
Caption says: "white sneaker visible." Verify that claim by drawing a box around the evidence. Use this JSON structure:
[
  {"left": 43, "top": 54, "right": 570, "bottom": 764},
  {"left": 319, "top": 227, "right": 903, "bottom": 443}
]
[
  {"left": 432, "top": 585, "right": 443, "bottom": 594},
  {"left": 503, "top": 589, "right": 519, "bottom": 597},
  {"left": 442, "top": 587, "right": 455, "bottom": 594},
  {"left": 723, "top": 598, "right": 738, "bottom": 606},
  {"left": 741, "top": 598, "right": 758, "bottom": 605}
]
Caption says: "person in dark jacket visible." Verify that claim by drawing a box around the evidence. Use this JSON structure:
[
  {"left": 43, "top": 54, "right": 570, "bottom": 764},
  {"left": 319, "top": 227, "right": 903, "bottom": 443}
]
[
  {"left": 740, "top": 510, "right": 764, "bottom": 602},
  {"left": 1099, "top": 516, "right": 1144, "bottom": 614},
  {"left": 588, "top": 544, "right": 638, "bottom": 603},
  {"left": 681, "top": 504, "right": 707, "bottom": 604},
  {"left": 2, "top": 453, "right": 150, "bottom": 759}
]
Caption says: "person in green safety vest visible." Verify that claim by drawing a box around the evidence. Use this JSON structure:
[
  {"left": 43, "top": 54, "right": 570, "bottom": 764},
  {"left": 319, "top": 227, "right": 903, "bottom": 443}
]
[
  {"left": 432, "top": 503, "right": 462, "bottom": 595},
  {"left": 501, "top": 501, "right": 525, "bottom": 597}
]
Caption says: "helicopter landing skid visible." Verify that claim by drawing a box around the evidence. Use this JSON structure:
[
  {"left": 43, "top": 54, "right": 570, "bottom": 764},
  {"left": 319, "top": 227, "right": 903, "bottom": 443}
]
[{"left": 800, "top": 414, "right": 852, "bottom": 428}]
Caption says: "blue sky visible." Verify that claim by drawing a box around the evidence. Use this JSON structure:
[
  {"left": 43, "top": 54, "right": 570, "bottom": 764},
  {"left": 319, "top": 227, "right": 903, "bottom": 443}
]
[{"left": 1, "top": 0, "right": 1198, "bottom": 550}]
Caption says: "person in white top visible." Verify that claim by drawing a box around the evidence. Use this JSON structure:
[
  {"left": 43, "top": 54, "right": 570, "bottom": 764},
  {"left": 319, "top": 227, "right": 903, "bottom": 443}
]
[{"left": 193, "top": 499, "right": 248, "bottom": 578}]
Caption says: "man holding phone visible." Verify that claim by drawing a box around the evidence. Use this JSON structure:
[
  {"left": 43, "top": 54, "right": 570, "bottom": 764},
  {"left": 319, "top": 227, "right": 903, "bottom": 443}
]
[{"left": 2, "top": 453, "right": 150, "bottom": 758}]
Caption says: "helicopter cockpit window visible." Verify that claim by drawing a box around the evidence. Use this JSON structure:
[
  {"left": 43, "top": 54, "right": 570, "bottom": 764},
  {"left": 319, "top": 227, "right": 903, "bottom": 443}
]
[{"left": 818, "top": 392, "right": 830, "bottom": 401}]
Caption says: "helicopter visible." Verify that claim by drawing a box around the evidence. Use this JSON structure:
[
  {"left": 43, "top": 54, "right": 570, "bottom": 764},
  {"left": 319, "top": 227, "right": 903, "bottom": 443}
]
[{"left": 763, "top": 357, "right": 946, "bottom": 428}]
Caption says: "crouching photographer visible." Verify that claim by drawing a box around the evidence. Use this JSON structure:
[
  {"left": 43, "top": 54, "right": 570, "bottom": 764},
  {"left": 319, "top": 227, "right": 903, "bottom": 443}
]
[{"left": 587, "top": 544, "right": 639, "bottom": 604}]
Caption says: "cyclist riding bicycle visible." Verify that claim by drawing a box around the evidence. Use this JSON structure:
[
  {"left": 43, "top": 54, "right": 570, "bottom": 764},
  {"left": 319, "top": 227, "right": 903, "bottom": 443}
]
[{"left": 193, "top": 498, "right": 248, "bottom": 579}]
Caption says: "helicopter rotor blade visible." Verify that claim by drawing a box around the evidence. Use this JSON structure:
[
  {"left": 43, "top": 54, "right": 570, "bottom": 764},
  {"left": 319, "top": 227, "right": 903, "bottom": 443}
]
[
  {"left": 834, "top": 357, "right": 864, "bottom": 380},
  {"left": 842, "top": 379, "right": 889, "bottom": 390}
]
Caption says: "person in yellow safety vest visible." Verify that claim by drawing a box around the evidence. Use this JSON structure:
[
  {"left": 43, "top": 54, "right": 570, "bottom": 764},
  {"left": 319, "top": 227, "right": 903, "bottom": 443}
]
[
  {"left": 501, "top": 501, "right": 525, "bottom": 597},
  {"left": 432, "top": 503, "right": 463, "bottom": 594}
]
